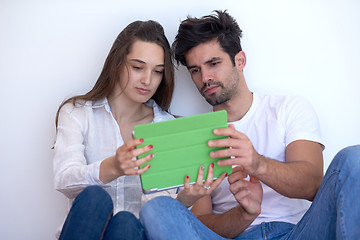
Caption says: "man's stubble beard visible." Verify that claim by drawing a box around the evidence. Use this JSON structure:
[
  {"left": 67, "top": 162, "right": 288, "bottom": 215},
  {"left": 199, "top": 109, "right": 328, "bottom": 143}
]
[{"left": 201, "top": 70, "right": 240, "bottom": 106}]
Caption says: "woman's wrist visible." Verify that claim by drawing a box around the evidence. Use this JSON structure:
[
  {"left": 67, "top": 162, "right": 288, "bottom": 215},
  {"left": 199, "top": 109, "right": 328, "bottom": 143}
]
[{"left": 100, "top": 156, "right": 122, "bottom": 184}]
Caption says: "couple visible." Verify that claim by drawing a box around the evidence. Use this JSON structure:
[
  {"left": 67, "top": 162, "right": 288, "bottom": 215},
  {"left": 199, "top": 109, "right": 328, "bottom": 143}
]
[{"left": 53, "top": 10, "right": 360, "bottom": 240}]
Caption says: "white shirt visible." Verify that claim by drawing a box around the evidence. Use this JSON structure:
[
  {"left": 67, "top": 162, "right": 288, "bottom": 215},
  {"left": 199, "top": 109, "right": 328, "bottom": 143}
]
[
  {"left": 211, "top": 93, "right": 324, "bottom": 227},
  {"left": 53, "top": 98, "right": 176, "bottom": 219}
]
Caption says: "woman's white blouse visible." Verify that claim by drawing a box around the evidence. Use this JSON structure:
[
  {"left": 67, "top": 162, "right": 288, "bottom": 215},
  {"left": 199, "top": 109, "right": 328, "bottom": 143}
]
[{"left": 53, "top": 98, "right": 176, "bottom": 218}]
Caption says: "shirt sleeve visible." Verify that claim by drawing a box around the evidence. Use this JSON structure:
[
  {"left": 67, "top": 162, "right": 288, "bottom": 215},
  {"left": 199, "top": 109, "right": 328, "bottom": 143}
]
[
  {"left": 53, "top": 105, "right": 109, "bottom": 199},
  {"left": 283, "top": 96, "right": 324, "bottom": 149}
]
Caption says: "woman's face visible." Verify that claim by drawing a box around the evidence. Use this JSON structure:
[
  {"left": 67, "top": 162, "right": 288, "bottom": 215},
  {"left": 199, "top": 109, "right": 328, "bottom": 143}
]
[{"left": 117, "top": 40, "right": 164, "bottom": 104}]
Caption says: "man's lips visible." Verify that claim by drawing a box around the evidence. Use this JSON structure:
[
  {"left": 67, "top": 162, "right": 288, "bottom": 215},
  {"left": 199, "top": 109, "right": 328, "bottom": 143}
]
[{"left": 203, "top": 85, "right": 219, "bottom": 95}]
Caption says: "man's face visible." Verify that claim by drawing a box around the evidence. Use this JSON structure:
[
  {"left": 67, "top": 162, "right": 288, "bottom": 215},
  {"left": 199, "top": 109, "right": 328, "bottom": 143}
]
[{"left": 184, "top": 39, "right": 239, "bottom": 106}]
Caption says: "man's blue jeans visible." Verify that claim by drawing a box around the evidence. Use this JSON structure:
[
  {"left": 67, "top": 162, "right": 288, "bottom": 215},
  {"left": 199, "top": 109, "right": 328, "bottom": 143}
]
[
  {"left": 59, "top": 186, "right": 147, "bottom": 240},
  {"left": 140, "top": 145, "right": 360, "bottom": 240}
]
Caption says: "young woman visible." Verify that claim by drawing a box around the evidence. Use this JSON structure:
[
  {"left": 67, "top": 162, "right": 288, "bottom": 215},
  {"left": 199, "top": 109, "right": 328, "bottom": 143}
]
[{"left": 54, "top": 20, "right": 227, "bottom": 239}]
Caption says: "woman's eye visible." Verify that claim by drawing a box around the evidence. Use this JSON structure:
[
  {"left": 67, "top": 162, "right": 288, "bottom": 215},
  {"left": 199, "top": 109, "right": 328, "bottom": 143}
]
[
  {"left": 133, "top": 66, "right": 142, "bottom": 70},
  {"left": 155, "top": 70, "right": 163, "bottom": 75}
]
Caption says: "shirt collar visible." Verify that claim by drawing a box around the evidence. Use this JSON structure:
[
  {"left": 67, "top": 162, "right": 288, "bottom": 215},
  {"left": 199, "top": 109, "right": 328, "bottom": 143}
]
[{"left": 90, "top": 98, "right": 170, "bottom": 122}]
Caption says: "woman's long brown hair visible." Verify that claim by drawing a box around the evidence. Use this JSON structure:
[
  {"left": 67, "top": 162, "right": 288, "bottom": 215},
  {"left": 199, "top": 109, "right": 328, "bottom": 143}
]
[{"left": 55, "top": 20, "right": 174, "bottom": 127}]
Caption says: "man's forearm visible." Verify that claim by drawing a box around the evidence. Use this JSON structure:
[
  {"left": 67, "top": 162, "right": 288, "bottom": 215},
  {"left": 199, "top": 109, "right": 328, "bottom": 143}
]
[
  {"left": 196, "top": 206, "right": 255, "bottom": 238},
  {"left": 257, "top": 153, "right": 323, "bottom": 201}
]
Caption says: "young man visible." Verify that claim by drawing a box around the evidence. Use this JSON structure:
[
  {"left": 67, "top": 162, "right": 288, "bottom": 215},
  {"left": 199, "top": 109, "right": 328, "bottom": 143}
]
[{"left": 140, "top": 10, "right": 360, "bottom": 239}]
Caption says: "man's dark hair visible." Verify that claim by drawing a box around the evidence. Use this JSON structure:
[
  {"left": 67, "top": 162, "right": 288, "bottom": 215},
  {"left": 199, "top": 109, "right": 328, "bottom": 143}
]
[{"left": 172, "top": 10, "right": 243, "bottom": 67}]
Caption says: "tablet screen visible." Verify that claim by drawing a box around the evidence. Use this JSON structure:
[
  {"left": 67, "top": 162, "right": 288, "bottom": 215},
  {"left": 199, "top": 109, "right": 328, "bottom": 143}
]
[{"left": 134, "top": 110, "right": 232, "bottom": 194}]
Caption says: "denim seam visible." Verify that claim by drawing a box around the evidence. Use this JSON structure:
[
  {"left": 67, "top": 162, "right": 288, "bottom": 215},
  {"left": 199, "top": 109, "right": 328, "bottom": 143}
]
[
  {"left": 336, "top": 171, "right": 346, "bottom": 240},
  {"left": 100, "top": 209, "right": 113, "bottom": 240},
  {"left": 288, "top": 170, "right": 339, "bottom": 239}
]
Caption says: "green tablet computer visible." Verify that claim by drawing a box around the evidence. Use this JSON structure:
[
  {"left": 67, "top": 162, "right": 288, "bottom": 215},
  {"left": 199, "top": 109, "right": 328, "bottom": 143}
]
[{"left": 133, "top": 110, "right": 232, "bottom": 194}]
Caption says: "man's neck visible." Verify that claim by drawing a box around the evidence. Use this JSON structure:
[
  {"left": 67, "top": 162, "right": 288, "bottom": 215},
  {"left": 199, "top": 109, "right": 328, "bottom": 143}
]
[{"left": 213, "top": 90, "right": 253, "bottom": 123}]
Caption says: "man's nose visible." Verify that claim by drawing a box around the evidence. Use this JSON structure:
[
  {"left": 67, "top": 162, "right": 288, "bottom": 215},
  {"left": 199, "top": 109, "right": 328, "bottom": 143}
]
[{"left": 201, "top": 69, "right": 212, "bottom": 84}]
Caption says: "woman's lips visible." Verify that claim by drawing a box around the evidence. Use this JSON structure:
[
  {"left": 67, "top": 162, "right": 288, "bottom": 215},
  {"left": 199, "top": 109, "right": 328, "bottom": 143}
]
[{"left": 136, "top": 87, "right": 150, "bottom": 94}]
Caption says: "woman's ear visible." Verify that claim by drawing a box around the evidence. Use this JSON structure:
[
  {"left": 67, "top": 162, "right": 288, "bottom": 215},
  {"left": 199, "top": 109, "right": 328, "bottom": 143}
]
[{"left": 234, "top": 51, "right": 246, "bottom": 71}]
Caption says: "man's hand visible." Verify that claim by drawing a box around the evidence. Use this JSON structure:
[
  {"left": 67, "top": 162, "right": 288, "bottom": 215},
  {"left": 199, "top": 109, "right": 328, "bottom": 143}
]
[
  {"left": 208, "top": 124, "right": 263, "bottom": 176},
  {"left": 208, "top": 124, "right": 323, "bottom": 201},
  {"left": 228, "top": 166, "right": 262, "bottom": 216}
]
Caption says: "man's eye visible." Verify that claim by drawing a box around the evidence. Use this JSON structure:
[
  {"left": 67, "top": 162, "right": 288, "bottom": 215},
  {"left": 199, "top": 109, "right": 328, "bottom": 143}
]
[{"left": 191, "top": 69, "right": 199, "bottom": 74}]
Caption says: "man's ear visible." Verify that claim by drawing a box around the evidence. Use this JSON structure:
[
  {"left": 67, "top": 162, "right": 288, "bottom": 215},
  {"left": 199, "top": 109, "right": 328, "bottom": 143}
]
[{"left": 234, "top": 51, "right": 246, "bottom": 71}]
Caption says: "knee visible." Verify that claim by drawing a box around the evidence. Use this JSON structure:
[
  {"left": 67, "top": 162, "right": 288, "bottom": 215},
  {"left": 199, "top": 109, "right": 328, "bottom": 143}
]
[
  {"left": 338, "top": 145, "right": 360, "bottom": 157},
  {"left": 81, "top": 186, "right": 111, "bottom": 201},
  {"left": 328, "top": 145, "right": 360, "bottom": 176},
  {"left": 335, "top": 145, "right": 360, "bottom": 167},
  {"left": 75, "top": 186, "right": 112, "bottom": 211},
  {"left": 106, "top": 212, "right": 146, "bottom": 239},
  {"left": 140, "top": 196, "right": 176, "bottom": 219},
  {"left": 112, "top": 211, "right": 140, "bottom": 227}
]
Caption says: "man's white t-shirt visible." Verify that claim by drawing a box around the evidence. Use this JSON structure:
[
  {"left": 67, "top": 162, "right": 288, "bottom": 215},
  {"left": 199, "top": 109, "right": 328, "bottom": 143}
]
[{"left": 211, "top": 93, "right": 324, "bottom": 227}]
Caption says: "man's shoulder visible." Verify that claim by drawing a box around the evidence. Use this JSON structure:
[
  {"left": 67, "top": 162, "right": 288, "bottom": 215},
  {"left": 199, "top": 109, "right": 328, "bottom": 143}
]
[{"left": 255, "top": 93, "right": 309, "bottom": 109}]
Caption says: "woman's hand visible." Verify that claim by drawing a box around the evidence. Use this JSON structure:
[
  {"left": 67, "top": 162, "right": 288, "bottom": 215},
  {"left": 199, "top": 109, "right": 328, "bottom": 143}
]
[
  {"left": 176, "top": 163, "right": 228, "bottom": 208},
  {"left": 113, "top": 138, "right": 154, "bottom": 175},
  {"left": 100, "top": 138, "right": 153, "bottom": 183}
]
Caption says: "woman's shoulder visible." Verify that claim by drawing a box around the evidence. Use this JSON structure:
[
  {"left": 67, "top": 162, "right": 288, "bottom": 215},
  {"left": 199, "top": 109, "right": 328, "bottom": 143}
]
[
  {"left": 60, "top": 98, "right": 108, "bottom": 113},
  {"left": 59, "top": 99, "right": 87, "bottom": 114}
]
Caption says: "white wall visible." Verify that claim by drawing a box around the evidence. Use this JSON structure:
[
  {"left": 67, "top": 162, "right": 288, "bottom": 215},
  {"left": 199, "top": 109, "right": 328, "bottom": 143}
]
[{"left": 1, "top": 0, "right": 359, "bottom": 239}]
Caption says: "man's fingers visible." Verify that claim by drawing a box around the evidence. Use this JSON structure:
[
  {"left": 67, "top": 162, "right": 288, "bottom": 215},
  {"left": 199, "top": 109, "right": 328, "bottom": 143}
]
[
  {"left": 228, "top": 169, "right": 248, "bottom": 184},
  {"left": 210, "top": 148, "right": 239, "bottom": 159},
  {"left": 229, "top": 179, "right": 249, "bottom": 194},
  {"left": 249, "top": 175, "right": 260, "bottom": 183},
  {"left": 217, "top": 157, "right": 241, "bottom": 166},
  {"left": 212, "top": 126, "right": 245, "bottom": 139}
]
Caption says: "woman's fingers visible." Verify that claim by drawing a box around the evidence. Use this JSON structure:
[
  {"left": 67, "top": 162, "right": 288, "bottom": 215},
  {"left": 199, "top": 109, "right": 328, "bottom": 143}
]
[
  {"left": 210, "top": 172, "right": 228, "bottom": 189},
  {"left": 121, "top": 138, "right": 144, "bottom": 151},
  {"left": 184, "top": 175, "right": 190, "bottom": 189},
  {"left": 204, "top": 163, "right": 214, "bottom": 184},
  {"left": 202, "top": 163, "right": 228, "bottom": 191},
  {"left": 130, "top": 144, "right": 153, "bottom": 159},
  {"left": 134, "top": 164, "right": 151, "bottom": 175},
  {"left": 196, "top": 165, "right": 205, "bottom": 185},
  {"left": 134, "top": 153, "right": 154, "bottom": 167}
]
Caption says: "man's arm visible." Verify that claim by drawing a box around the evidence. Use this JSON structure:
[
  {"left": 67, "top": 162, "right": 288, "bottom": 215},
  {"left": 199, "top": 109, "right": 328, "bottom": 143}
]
[
  {"left": 258, "top": 140, "right": 323, "bottom": 200},
  {"left": 194, "top": 202, "right": 254, "bottom": 239},
  {"left": 212, "top": 125, "right": 323, "bottom": 201}
]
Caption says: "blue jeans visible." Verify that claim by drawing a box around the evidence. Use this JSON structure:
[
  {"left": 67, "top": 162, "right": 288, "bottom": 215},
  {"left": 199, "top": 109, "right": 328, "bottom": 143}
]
[
  {"left": 59, "top": 186, "right": 147, "bottom": 240},
  {"left": 140, "top": 145, "right": 360, "bottom": 240}
]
